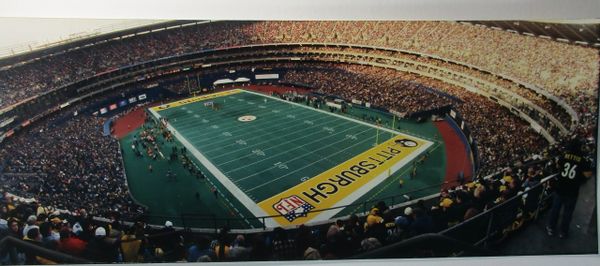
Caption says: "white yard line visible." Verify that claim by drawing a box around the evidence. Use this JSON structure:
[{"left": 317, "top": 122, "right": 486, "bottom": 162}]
[
  {"left": 187, "top": 111, "right": 326, "bottom": 146},
  {"left": 206, "top": 115, "right": 352, "bottom": 160},
  {"left": 200, "top": 114, "right": 331, "bottom": 154},
  {"left": 245, "top": 130, "right": 378, "bottom": 193},
  {"left": 148, "top": 108, "right": 277, "bottom": 228},
  {"left": 167, "top": 96, "right": 295, "bottom": 133},
  {"left": 243, "top": 89, "right": 426, "bottom": 139},
  {"left": 234, "top": 126, "right": 373, "bottom": 182},
  {"left": 219, "top": 123, "right": 366, "bottom": 170}
]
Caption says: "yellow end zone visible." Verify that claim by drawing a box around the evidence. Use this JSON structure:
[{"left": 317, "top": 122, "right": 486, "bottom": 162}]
[
  {"left": 150, "top": 89, "right": 242, "bottom": 111},
  {"left": 258, "top": 134, "right": 430, "bottom": 226}
]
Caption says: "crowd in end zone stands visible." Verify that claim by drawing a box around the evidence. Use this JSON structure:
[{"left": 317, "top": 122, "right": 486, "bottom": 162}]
[{"left": 1, "top": 136, "right": 593, "bottom": 263}]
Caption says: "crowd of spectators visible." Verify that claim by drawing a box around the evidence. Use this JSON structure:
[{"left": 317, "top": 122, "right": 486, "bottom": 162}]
[
  {"left": 0, "top": 21, "right": 596, "bottom": 117},
  {"left": 277, "top": 62, "right": 547, "bottom": 176},
  {"left": 1, "top": 135, "right": 590, "bottom": 263},
  {"left": 0, "top": 20, "right": 597, "bottom": 263},
  {"left": 0, "top": 103, "right": 144, "bottom": 221},
  {"left": 279, "top": 45, "right": 573, "bottom": 131}
]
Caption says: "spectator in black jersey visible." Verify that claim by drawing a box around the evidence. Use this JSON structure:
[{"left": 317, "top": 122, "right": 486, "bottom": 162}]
[{"left": 546, "top": 137, "right": 593, "bottom": 238}]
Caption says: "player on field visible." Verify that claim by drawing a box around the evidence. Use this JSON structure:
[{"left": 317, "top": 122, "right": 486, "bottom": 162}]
[{"left": 546, "top": 137, "right": 593, "bottom": 238}]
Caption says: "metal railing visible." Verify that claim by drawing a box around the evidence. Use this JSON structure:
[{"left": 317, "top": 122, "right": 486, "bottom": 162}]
[
  {"left": 0, "top": 236, "right": 91, "bottom": 264},
  {"left": 350, "top": 233, "right": 494, "bottom": 259},
  {"left": 139, "top": 179, "right": 455, "bottom": 232},
  {"left": 440, "top": 174, "right": 555, "bottom": 248}
]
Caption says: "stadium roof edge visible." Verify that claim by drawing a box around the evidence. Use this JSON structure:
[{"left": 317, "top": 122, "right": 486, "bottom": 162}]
[{"left": 0, "top": 20, "right": 202, "bottom": 68}]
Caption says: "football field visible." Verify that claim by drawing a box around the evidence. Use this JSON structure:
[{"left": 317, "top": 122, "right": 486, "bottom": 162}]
[{"left": 148, "top": 89, "right": 434, "bottom": 227}]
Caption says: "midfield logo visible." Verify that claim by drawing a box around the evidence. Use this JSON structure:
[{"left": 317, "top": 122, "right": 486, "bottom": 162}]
[{"left": 273, "top": 195, "right": 315, "bottom": 222}]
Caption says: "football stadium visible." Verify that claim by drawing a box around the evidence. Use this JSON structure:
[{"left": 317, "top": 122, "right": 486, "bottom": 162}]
[{"left": 0, "top": 19, "right": 598, "bottom": 263}]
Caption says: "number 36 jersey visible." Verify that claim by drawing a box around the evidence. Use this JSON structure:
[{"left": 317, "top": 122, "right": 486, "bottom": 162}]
[{"left": 556, "top": 151, "right": 592, "bottom": 197}]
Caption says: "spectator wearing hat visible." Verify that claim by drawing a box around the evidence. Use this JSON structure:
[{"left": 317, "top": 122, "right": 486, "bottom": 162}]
[
  {"left": 157, "top": 221, "right": 184, "bottom": 262},
  {"left": 365, "top": 208, "right": 384, "bottom": 228},
  {"left": 364, "top": 208, "right": 386, "bottom": 243},
  {"left": 394, "top": 207, "right": 414, "bottom": 235},
  {"left": 84, "top": 227, "right": 120, "bottom": 263},
  {"left": 22, "top": 215, "right": 38, "bottom": 237}
]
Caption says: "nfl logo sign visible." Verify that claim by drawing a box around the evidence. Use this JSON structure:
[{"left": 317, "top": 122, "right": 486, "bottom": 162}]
[{"left": 272, "top": 195, "right": 315, "bottom": 222}]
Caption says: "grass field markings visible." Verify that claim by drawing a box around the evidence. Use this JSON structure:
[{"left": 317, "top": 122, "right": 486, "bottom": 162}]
[
  {"left": 176, "top": 110, "right": 302, "bottom": 142},
  {"left": 202, "top": 114, "right": 346, "bottom": 159},
  {"left": 231, "top": 126, "right": 373, "bottom": 180},
  {"left": 187, "top": 154, "right": 253, "bottom": 227},
  {"left": 203, "top": 114, "right": 352, "bottom": 159},
  {"left": 347, "top": 164, "right": 413, "bottom": 215},
  {"left": 243, "top": 130, "right": 378, "bottom": 193},
  {"left": 169, "top": 96, "right": 311, "bottom": 137},
  {"left": 187, "top": 112, "right": 329, "bottom": 153},
  {"left": 159, "top": 95, "right": 274, "bottom": 129},
  {"left": 217, "top": 122, "right": 364, "bottom": 168},
  {"left": 244, "top": 89, "right": 424, "bottom": 139},
  {"left": 185, "top": 110, "right": 326, "bottom": 146},
  {"left": 149, "top": 108, "right": 272, "bottom": 227}
]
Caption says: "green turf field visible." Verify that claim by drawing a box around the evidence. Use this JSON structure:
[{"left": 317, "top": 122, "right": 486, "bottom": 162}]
[{"left": 127, "top": 89, "right": 443, "bottom": 228}]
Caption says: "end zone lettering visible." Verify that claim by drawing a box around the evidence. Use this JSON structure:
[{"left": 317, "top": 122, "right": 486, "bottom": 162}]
[
  {"left": 302, "top": 145, "right": 402, "bottom": 204},
  {"left": 258, "top": 133, "right": 432, "bottom": 226}
]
